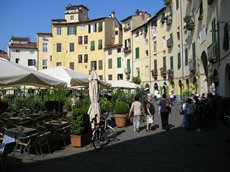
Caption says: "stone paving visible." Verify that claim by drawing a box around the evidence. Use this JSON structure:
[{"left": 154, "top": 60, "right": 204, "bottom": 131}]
[{"left": 3, "top": 104, "right": 230, "bottom": 172}]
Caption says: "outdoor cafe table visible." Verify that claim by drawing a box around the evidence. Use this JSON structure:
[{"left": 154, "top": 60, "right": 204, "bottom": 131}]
[
  {"left": 8, "top": 116, "right": 31, "bottom": 125},
  {"left": 0, "top": 126, "right": 38, "bottom": 151},
  {"left": 44, "top": 120, "right": 70, "bottom": 131},
  {"left": 5, "top": 126, "right": 38, "bottom": 139}
]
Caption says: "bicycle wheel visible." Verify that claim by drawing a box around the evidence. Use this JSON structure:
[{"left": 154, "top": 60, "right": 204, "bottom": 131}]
[
  {"left": 92, "top": 129, "right": 102, "bottom": 150},
  {"left": 105, "top": 125, "right": 116, "bottom": 142}
]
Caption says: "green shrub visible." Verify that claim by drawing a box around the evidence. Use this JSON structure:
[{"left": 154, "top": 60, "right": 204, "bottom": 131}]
[
  {"left": 99, "top": 98, "right": 112, "bottom": 113},
  {"left": 113, "top": 101, "right": 130, "bottom": 114}
]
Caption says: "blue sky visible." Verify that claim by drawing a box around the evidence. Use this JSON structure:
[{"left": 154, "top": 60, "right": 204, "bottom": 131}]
[{"left": 0, "top": 0, "right": 164, "bottom": 51}]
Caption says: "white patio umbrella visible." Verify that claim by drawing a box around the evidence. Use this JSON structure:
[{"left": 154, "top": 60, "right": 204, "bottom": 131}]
[
  {"left": 111, "top": 79, "right": 139, "bottom": 89},
  {"left": 87, "top": 70, "right": 101, "bottom": 128},
  {"left": 0, "top": 59, "right": 66, "bottom": 88},
  {"left": 40, "top": 67, "right": 89, "bottom": 87}
]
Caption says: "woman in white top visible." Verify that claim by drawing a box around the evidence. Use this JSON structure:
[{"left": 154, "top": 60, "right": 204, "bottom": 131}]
[{"left": 129, "top": 95, "right": 142, "bottom": 132}]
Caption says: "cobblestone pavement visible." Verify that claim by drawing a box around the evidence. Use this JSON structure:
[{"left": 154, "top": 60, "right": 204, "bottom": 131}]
[{"left": 4, "top": 104, "right": 230, "bottom": 172}]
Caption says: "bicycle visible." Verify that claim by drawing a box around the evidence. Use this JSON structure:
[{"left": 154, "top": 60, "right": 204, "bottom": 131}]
[{"left": 91, "top": 112, "right": 116, "bottom": 150}]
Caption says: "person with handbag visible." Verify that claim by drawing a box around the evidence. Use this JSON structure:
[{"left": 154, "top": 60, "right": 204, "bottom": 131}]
[
  {"left": 145, "top": 93, "right": 155, "bottom": 131},
  {"left": 129, "top": 95, "right": 142, "bottom": 132},
  {"left": 158, "top": 93, "right": 171, "bottom": 131}
]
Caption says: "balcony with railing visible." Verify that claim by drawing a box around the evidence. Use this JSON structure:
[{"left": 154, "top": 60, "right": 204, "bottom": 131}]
[
  {"left": 207, "top": 41, "right": 218, "bottom": 63},
  {"left": 207, "top": 0, "right": 214, "bottom": 5},
  {"left": 123, "top": 46, "right": 131, "bottom": 54},
  {"left": 151, "top": 69, "right": 158, "bottom": 77},
  {"left": 167, "top": 36, "right": 173, "bottom": 48},
  {"left": 160, "top": 67, "right": 167, "bottom": 76},
  {"left": 189, "top": 59, "right": 196, "bottom": 72}
]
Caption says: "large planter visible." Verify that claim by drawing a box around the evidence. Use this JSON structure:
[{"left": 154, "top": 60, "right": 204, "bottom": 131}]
[
  {"left": 70, "top": 133, "right": 91, "bottom": 148},
  {"left": 113, "top": 114, "right": 128, "bottom": 128}
]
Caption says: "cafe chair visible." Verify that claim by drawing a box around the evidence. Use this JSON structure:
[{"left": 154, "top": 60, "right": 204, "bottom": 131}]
[
  {"left": 36, "top": 131, "right": 51, "bottom": 155},
  {"left": 19, "top": 120, "right": 32, "bottom": 128},
  {"left": 15, "top": 133, "right": 39, "bottom": 156},
  {"left": 4, "top": 124, "right": 17, "bottom": 130},
  {"left": 54, "top": 125, "right": 70, "bottom": 148}
]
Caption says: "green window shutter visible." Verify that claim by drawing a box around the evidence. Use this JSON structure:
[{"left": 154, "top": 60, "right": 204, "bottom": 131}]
[
  {"left": 74, "top": 26, "right": 76, "bottom": 35},
  {"left": 67, "top": 27, "right": 70, "bottom": 35},
  {"left": 94, "top": 23, "right": 97, "bottom": 32},
  {"left": 135, "top": 47, "right": 140, "bottom": 59},
  {"left": 177, "top": 52, "right": 181, "bottom": 69},
  {"left": 154, "top": 59, "right": 157, "bottom": 69},
  {"left": 223, "top": 23, "right": 229, "bottom": 51},
  {"left": 117, "top": 57, "right": 121, "bottom": 68},
  {"left": 127, "top": 59, "right": 131, "bottom": 73},
  {"left": 176, "top": 0, "right": 179, "bottom": 10},
  {"left": 163, "top": 56, "right": 166, "bottom": 69},
  {"left": 192, "top": 42, "right": 196, "bottom": 67},
  {"left": 170, "top": 56, "right": 174, "bottom": 70},
  {"left": 199, "top": 0, "right": 203, "bottom": 16},
  {"left": 212, "top": 18, "right": 216, "bottom": 43},
  {"left": 185, "top": 48, "right": 188, "bottom": 66},
  {"left": 88, "top": 24, "right": 91, "bottom": 33},
  {"left": 98, "top": 39, "right": 102, "bottom": 49}
]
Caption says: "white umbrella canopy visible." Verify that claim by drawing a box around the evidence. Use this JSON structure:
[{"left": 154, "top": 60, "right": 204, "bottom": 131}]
[
  {"left": 0, "top": 59, "right": 66, "bottom": 88},
  {"left": 40, "top": 67, "right": 89, "bottom": 87},
  {"left": 111, "top": 79, "right": 139, "bottom": 89},
  {"left": 87, "top": 70, "right": 101, "bottom": 127}
]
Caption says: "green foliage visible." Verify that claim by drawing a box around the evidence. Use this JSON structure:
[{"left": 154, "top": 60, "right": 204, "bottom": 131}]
[
  {"left": 135, "top": 87, "right": 147, "bottom": 106},
  {"left": 99, "top": 97, "right": 112, "bottom": 113},
  {"left": 132, "top": 77, "right": 141, "bottom": 85},
  {"left": 71, "top": 107, "right": 91, "bottom": 135},
  {"left": 113, "top": 101, "right": 130, "bottom": 114},
  {"left": 71, "top": 97, "right": 91, "bottom": 135},
  {"left": 182, "top": 89, "right": 193, "bottom": 99},
  {"left": 183, "top": 15, "right": 193, "bottom": 23}
]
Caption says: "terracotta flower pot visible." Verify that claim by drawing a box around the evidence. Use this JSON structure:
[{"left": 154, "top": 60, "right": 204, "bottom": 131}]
[
  {"left": 113, "top": 114, "right": 128, "bottom": 128},
  {"left": 70, "top": 133, "right": 91, "bottom": 148}
]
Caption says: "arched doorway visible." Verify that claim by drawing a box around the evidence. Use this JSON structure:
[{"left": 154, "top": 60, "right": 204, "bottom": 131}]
[
  {"left": 201, "top": 51, "right": 208, "bottom": 93},
  {"left": 213, "top": 69, "right": 219, "bottom": 95},
  {"left": 225, "top": 64, "right": 230, "bottom": 97}
]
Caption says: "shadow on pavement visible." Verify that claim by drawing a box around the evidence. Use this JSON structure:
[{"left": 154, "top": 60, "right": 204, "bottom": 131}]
[{"left": 10, "top": 121, "right": 230, "bottom": 172}]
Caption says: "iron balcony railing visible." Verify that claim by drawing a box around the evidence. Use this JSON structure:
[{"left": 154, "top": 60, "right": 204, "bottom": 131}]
[
  {"left": 189, "top": 58, "right": 196, "bottom": 72},
  {"left": 207, "top": 41, "right": 218, "bottom": 63}
]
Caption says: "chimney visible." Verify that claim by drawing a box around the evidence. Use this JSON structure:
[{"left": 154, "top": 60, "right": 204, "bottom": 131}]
[{"left": 111, "top": 11, "right": 115, "bottom": 18}]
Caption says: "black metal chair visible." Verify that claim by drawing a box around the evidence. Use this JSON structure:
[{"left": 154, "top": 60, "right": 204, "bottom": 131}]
[
  {"left": 36, "top": 131, "right": 51, "bottom": 155},
  {"left": 15, "top": 132, "right": 39, "bottom": 156},
  {"left": 54, "top": 125, "right": 71, "bottom": 148}
]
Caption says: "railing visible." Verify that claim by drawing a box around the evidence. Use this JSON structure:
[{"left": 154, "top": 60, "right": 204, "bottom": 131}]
[
  {"left": 189, "top": 58, "right": 196, "bottom": 72},
  {"left": 167, "top": 37, "right": 173, "bottom": 48},
  {"left": 160, "top": 68, "right": 167, "bottom": 76},
  {"left": 207, "top": 42, "right": 218, "bottom": 63},
  {"left": 207, "top": 0, "right": 214, "bottom": 5},
  {"left": 123, "top": 46, "right": 131, "bottom": 54},
  {"left": 151, "top": 69, "right": 158, "bottom": 77}
]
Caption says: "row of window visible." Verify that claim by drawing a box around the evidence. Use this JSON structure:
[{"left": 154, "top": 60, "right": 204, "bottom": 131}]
[
  {"left": 54, "top": 40, "right": 103, "bottom": 52},
  {"left": 56, "top": 22, "right": 103, "bottom": 36}
]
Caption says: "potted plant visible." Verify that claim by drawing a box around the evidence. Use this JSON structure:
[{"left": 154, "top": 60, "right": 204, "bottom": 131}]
[
  {"left": 70, "top": 99, "right": 91, "bottom": 148},
  {"left": 99, "top": 98, "right": 112, "bottom": 113},
  {"left": 113, "top": 101, "right": 130, "bottom": 128}
]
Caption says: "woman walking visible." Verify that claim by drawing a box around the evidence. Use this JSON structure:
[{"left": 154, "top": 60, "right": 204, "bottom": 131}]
[
  {"left": 158, "top": 94, "right": 171, "bottom": 131},
  {"left": 145, "top": 93, "right": 155, "bottom": 131},
  {"left": 129, "top": 95, "right": 142, "bottom": 132}
]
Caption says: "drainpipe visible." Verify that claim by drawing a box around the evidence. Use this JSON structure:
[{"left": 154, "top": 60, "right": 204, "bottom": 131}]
[{"left": 148, "top": 23, "right": 152, "bottom": 89}]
